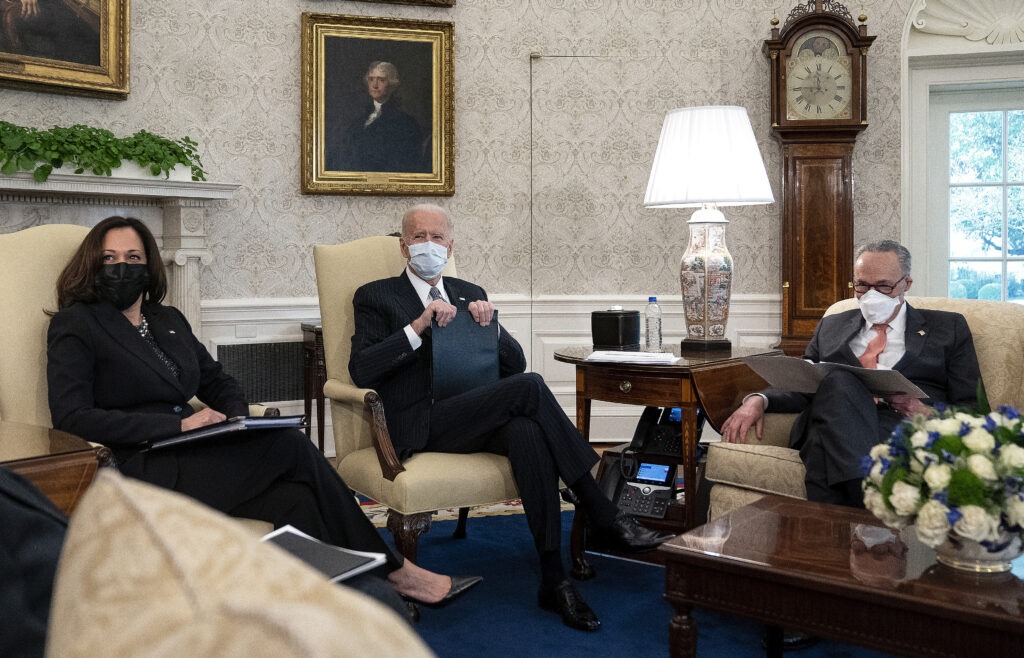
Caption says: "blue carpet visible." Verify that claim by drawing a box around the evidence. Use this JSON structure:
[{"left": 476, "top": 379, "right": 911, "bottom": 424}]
[{"left": 379, "top": 511, "right": 894, "bottom": 657}]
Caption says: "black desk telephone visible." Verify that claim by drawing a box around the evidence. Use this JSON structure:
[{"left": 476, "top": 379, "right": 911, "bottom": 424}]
[{"left": 601, "top": 406, "right": 702, "bottom": 519}]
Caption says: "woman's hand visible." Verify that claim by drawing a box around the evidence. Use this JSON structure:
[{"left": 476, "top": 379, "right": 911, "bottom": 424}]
[{"left": 181, "top": 407, "right": 227, "bottom": 432}]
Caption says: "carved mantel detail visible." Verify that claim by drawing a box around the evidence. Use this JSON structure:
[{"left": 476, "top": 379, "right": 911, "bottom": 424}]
[
  {"left": 0, "top": 172, "right": 239, "bottom": 336},
  {"left": 912, "top": 0, "right": 1024, "bottom": 45}
]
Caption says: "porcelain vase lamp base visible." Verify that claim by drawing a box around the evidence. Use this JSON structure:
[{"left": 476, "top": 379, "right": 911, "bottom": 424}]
[{"left": 679, "top": 210, "right": 732, "bottom": 351}]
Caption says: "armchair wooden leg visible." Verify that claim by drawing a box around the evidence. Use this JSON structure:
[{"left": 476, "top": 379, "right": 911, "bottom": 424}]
[
  {"left": 386, "top": 510, "right": 432, "bottom": 563},
  {"left": 453, "top": 507, "right": 470, "bottom": 539}
]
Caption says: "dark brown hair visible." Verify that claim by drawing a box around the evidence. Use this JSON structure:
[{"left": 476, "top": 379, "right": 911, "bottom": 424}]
[{"left": 55, "top": 216, "right": 168, "bottom": 310}]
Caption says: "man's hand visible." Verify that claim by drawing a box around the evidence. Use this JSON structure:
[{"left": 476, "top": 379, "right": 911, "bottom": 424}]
[
  {"left": 886, "top": 395, "right": 933, "bottom": 418},
  {"left": 410, "top": 299, "right": 457, "bottom": 334},
  {"left": 467, "top": 300, "right": 495, "bottom": 326},
  {"left": 181, "top": 407, "right": 227, "bottom": 432},
  {"left": 720, "top": 395, "right": 766, "bottom": 444}
]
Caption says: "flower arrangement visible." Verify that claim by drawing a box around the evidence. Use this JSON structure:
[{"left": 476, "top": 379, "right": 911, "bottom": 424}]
[{"left": 861, "top": 404, "right": 1024, "bottom": 553}]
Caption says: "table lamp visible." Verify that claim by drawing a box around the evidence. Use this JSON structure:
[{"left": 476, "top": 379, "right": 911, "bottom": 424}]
[{"left": 644, "top": 105, "right": 774, "bottom": 350}]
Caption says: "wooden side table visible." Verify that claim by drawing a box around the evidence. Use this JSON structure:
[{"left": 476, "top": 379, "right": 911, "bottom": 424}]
[
  {"left": 0, "top": 421, "right": 111, "bottom": 515},
  {"left": 301, "top": 323, "right": 327, "bottom": 453},
  {"left": 553, "top": 345, "right": 779, "bottom": 577}
]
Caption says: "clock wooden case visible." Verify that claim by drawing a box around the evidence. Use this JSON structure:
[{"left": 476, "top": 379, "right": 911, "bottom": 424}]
[{"left": 763, "top": 1, "right": 875, "bottom": 355}]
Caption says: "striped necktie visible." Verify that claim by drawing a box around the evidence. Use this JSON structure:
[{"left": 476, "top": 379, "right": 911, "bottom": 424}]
[
  {"left": 858, "top": 323, "right": 889, "bottom": 369},
  {"left": 429, "top": 286, "right": 443, "bottom": 302}
]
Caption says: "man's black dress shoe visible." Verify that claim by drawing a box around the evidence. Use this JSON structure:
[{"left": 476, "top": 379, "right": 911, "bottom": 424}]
[
  {"left": 538, "top": 580, "right": 601, "bottom": 632},
  {"left": 598, "top": 512, "right": 674, "bottom": 552},
  {"left": 406, "top": 575, "right": 483, "bottom": 608}
]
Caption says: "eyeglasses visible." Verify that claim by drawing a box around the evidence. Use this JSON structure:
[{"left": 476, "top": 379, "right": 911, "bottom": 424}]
[{"left": 853, "top": 276, "right": 906, "bottom": 295}]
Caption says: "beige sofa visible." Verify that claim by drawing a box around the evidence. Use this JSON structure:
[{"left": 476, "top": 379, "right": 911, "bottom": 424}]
[
  {"left": 46, "top": 469, "right": 432, "bottom": 658},
  {"left": 704, "top": 296, "right": 1024, "bottom": 520}
]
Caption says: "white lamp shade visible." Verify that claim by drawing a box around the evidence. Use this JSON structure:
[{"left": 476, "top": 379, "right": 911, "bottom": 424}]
[{"left": 643, "top": 106, "right": 774, "bottom": 208}]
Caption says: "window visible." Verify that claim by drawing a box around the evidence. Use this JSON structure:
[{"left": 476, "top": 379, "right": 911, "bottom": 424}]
[{"left": 926, "top": 87, "right": 1024, "bottom": 303}]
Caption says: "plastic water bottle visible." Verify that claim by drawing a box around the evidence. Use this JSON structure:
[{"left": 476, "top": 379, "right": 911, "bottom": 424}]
[{"left": 645, "top": 296, "right": 662, "bottom": 352}]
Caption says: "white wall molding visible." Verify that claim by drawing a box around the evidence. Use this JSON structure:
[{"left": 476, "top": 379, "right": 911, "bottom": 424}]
[{"left": 200, "top": 293, "right": 781, "bottom": 444}]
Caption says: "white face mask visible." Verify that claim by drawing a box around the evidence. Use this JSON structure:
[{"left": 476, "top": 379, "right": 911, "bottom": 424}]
[
  {"left": 407, "top": 240, "right": 449, "bottom": 280},
  {"left": 858, "top": 288, "right": 902, "bottom": 325}
]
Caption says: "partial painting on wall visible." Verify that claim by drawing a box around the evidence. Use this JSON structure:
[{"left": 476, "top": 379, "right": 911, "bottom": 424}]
[{"left": 0, "top": 0, "right": 129, "bottom": 98}]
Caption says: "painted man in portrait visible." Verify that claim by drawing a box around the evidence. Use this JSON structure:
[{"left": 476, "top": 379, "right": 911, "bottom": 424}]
[{"left": 326, "top": 60, "right": 430, "bottom": 174}]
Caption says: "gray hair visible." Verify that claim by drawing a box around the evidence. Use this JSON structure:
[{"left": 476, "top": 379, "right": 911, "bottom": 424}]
[
  {"left": 855, "top": 239, "right": 911, "bottom": 277},
  {"left": 366, "top": 61, "right": 400, "bottom": 89},
  {"left": 401, "top": 203, "right": 454, "bottom": 237}
]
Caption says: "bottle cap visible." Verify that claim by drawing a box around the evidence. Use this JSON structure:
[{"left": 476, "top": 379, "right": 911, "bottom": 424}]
[{"left": 648, "top": 296, "right": 657, "bottom": 303}]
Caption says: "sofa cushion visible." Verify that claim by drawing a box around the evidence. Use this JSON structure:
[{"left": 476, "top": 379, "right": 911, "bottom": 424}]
[
  {"left": 705, "top": 442, "right": 807, "bottom": 499},
  {"left": 46, "top": 470, "right": 432, "bottom": 658}
]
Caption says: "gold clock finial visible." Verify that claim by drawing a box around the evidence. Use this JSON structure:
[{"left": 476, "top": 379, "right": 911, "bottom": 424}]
[{"left": 770, "top": 9, "right": 779, "bottom": 28}]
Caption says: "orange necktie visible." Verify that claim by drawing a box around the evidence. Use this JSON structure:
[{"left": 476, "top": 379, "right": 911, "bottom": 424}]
[{"left": 858, "top": 323, "right": 889, "bottom": 369}]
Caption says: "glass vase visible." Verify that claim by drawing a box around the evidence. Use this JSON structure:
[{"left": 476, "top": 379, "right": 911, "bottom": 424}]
[{"left": 933, "top": 530, "right": 1023, "bottom": 574}]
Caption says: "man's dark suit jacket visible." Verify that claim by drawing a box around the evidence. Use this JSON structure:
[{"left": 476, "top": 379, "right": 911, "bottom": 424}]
[
  {"left": 327, "top": 100, "right": 428, "bottom": 173},
  {"left": 765, "top": 304, "right": 981, "bottom": 437},
  {"left": 47, "top": 301, "right": 249, "bottom": 484},
  {"left": 350, "top": 273, "right": 527, "bottom": 458}
]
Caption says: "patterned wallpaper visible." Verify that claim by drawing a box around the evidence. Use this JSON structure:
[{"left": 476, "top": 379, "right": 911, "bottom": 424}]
[{"left": 0, "top": 0, "right": 913, "bottom": 300}]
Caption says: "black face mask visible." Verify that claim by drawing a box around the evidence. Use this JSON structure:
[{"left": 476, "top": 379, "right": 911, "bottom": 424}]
[{"left": 95, "top": 263, "right": 150, "bottom": 311}]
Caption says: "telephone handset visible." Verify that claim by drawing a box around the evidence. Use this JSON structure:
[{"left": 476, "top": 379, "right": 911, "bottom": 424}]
[{"left": 613, "top": 406, "right": 683, "bottom": 518}]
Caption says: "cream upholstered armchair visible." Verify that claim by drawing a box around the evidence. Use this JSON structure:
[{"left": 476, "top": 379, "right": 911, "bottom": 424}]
[
  {"left": 313, "top": 236, "right": 519, "bottom": 560},
  {"left": 0, "top": 225, "right": 272, "bottom": 521},
  {"left": 703, "top": 296, "right": 1024, "bottom": 521}
]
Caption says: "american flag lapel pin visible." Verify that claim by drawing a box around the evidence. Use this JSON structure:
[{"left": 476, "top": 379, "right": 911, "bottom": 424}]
[
  {"left": 918, "top": 330, "right": 925, "bottom": 336},
  {"left": 169, "top": 330, "right": 176, "bottom": 334}
]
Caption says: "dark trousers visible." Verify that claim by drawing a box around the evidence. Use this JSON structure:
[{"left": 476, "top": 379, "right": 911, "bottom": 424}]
[
  {"left": 791, "top": 370, "right": 902, "bottom": 506},
  {"left": 120, "top": 428, "right": 402, "bottom": 571},
  {"left": 425, "top": 372, "right": 599, "bottom": 552}
]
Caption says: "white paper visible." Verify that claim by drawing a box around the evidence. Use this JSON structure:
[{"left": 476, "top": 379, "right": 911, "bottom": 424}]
[
  {"left": 585, "top": 350, "right": 680, "bottom": 365},
  {"left": 743, "top": 355, "right": 928, "bottom": 398}
]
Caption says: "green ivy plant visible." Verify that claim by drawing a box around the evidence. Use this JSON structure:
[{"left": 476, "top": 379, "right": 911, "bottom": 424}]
[{"left": 0, "top": 121, "right": 206, "bottom": 182}]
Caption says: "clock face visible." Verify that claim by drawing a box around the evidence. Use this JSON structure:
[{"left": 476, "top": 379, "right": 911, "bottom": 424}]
[{"left": 785, "top": 30, "right": 853, "bottom": 121}]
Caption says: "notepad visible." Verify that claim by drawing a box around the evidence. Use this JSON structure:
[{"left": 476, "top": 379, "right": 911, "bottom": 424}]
[
  {"left": 147, "top": 414, "right": 307, "bottom": 450},
  {"left": 262, "top": 525, "right": 386, "bottom": 582},
  {"left": 431, "top": 311, "right": 500, "bottom": 399}
]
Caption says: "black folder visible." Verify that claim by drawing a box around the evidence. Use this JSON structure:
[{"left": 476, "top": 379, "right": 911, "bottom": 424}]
[{"left": 431, "top": 310, "right": 499, "bottom": 400}]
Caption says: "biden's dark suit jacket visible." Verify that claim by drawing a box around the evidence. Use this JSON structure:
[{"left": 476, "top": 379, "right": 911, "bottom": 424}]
[{"left": 349, "top": 273, "right": 527, "bottom": 459}]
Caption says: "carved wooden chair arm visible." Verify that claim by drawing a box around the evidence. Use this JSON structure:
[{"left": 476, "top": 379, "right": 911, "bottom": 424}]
[{"left": 322, "top": 379, "right": 406, "bottom": 481}]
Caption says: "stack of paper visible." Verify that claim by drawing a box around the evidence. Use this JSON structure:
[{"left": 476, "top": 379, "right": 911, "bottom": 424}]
[{"left": 585, "top": 350, "right": 680, "bottom": 365}]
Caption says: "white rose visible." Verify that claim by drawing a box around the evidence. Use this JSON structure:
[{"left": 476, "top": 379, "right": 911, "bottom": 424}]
[
  {"left": 952, "top": 505, "right": 1001, "bottom": 542},
  {"left": 864, "top": 489, "right": 907, "bottom": 528},
  {"left": 967, "top": 454, "right": 998, "bottom": 481},
  {"left": 869, "top": 460, "right": 886, "bottom": 485},
  {"left": 923, "top": 463, "right": 952, "bottom": 492},
  {"left": 914, "top": 500, "right": 952, "bottom": 547},
  {"left": 955, "top": 412, "right": 986, "bottom": 428},
  {"left": 911, "top": 448, "right": 937, "bottom": 474},
  {"left": 909, "top": 430, "right": 929, "bottom": 448},
  {"left": 1005, "top": 495, "right": 1024, "bottom": 529},
  {"left": 889, "top": 480, "right": 922, "bottom": 516},
  {"left": 929, "top": 417, "right": 963, "bottom": 436},
  {"left": 999, "top": 443, "right": 1024, "bottom": 470},
  {"left": 869, "top": 443, "right": 891, "bottom": 460},
  {"left": 962, "top": 427, "right": 995, "bottom": 454}
]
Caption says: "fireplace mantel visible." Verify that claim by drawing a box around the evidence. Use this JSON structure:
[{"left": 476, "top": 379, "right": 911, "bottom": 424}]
[{"left": 0, "top": 171, "right": 240, "bottom": 337}]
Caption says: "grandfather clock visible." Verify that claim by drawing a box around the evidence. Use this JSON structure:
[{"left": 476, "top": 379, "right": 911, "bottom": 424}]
[{"left": 763, "top": 1, "right": 875, "bottom": 355}]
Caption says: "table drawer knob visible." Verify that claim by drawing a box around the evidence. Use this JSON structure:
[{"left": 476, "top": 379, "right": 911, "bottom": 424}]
[{"left": 618, "top": 380, "right": 632, "bottom": 393}]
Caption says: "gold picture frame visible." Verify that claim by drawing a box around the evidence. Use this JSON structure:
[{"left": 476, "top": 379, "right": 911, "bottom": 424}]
[
  {"left": 301, "top": 13, "right": 454, "bottom": 196},
  {"left": 0, "top": 0, "right": 129, "bottom": 99}
]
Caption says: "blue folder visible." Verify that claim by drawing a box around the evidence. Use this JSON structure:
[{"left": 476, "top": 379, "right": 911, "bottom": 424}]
[{"left": 431, "top": 310, "right": 500, "bottom": 399}]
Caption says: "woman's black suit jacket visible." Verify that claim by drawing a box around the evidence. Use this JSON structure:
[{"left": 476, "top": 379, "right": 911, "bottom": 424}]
[{"left": 47, "top": 301, "right": 249, "bottom": 486}]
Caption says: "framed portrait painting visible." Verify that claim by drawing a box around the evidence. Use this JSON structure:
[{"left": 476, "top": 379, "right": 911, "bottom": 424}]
[
  {"left": 301, "top": 13, "right": 454, "bottom": 195},
  {"left": 0, "top": 0, "right": 129, "bottom": 98}
]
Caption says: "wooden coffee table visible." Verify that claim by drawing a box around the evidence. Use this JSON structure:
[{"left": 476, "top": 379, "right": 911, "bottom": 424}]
[
  {"left": 0, "top": 420, "right": 111, "bottom": 515},
  {"left": 661, "top": 495, "right": 1024, "bottom": 658}
]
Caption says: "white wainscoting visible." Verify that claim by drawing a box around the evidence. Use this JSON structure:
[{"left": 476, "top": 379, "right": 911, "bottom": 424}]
[{"left": 200, "top": 293, "right": 782, "bottom": 448}]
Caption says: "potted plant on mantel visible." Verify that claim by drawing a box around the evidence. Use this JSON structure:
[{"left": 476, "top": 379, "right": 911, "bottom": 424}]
[{"left": 0, "top": 121, "right": 206, "bottom": 183}]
